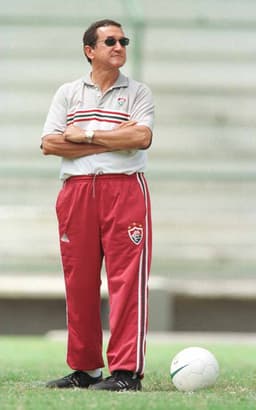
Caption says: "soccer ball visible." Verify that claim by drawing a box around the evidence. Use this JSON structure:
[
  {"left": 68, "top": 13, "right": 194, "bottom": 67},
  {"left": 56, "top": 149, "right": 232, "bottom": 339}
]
[{"left": 170, "top": 346, "right": 219, "bottom": 392}]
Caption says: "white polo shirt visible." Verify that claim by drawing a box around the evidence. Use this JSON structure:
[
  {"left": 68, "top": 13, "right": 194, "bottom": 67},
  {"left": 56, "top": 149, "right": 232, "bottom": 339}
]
[{"left": 42, "top": 72, "right": 154, "bottom": 180}]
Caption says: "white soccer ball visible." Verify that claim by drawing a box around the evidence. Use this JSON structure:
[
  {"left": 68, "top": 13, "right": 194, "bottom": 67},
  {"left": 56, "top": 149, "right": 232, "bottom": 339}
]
[{"left": 170, "top": 346, "right": 219, "bottom": 392}]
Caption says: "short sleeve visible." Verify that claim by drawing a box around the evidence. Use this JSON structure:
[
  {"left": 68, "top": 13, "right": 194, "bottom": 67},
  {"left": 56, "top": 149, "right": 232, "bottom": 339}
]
[
  {"left": 130, "top": 83, "right": 154, "bottom": 131},
  {"left": 41, "top": 84, "right": 68, "bottom": 137}
]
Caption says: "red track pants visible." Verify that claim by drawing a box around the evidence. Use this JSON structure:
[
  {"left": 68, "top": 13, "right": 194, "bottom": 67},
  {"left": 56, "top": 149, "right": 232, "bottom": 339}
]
[{"left": 56, "top": 173, "right": 152, "bottom": 377}]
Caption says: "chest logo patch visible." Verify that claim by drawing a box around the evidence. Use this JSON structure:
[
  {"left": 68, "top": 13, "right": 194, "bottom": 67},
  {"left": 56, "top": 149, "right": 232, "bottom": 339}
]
[
  {"left": 128, "top": 223, "right": 143, "bottom": 245},
  {"left": 117, "top": 97, "right": 126, "bottom": 106}
]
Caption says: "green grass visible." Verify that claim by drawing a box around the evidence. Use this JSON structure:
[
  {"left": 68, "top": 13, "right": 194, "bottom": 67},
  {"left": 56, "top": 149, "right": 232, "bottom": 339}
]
[{"left": 0, "top": 336, "right": 256, "bottom": 410}]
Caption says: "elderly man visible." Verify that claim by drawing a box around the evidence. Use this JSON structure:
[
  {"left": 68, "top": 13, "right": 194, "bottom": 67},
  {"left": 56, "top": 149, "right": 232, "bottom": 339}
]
[{"left": 41, "top": 19, "right": 154, "bottom": 392}]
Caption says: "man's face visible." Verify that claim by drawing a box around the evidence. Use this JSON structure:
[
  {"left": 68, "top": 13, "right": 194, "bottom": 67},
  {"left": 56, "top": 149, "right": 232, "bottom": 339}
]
[{"left": 85, "top": 25, "right": 128, "bottom": 69}]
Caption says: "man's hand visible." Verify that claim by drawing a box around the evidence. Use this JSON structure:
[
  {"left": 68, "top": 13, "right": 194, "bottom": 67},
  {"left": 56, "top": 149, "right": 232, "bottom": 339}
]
[
  {"left": 63, "top": 125, "right": 86, "bottom": 143},
  {"left": 116, "top": 120, "right": 137, "bottom": 129}
]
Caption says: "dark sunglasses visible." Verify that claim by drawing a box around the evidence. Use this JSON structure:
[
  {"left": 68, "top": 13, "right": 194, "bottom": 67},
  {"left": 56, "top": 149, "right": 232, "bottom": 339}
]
[{"left": 98, "top": 36, "right": 130, "bottom": 47}]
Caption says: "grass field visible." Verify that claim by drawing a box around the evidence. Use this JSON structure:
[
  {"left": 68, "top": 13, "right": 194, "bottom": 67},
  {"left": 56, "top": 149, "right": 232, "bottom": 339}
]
[{"left": 0, "top": 336, "right": 256, "bottom": 410}]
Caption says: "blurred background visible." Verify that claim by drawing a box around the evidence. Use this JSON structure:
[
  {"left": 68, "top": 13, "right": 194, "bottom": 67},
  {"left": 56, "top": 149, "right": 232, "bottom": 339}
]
[{"left": 1, "top": 0, "right": 256, "bottom": 334}]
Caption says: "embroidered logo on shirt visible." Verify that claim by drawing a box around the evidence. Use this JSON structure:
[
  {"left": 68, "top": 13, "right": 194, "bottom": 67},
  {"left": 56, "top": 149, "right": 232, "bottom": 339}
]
[
  {"left": 117, "top": 97, "right": 126, "bottom": 106},
  {"left": 128, "top": 223, "right": 143, "bottom": 245}
]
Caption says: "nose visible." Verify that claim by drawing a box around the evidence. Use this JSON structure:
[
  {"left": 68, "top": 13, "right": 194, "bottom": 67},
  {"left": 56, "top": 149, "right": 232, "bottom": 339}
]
[{"left": 114, "top": 40, "right": 123, "bottom": 50}]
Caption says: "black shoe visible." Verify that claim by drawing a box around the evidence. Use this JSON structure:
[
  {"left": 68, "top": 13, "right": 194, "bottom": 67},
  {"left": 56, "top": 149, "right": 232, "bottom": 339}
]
[
  {"left": 46, "top": 370, "right": 102, "bottom": 388},
  {"left": 89, "top": 370, "right": 142, "bottom": 391}
]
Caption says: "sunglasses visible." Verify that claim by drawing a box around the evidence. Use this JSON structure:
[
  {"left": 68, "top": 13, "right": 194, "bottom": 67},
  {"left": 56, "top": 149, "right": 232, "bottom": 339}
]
[{"left": 97, "top": 36, "right": 130, "bottom": 47}]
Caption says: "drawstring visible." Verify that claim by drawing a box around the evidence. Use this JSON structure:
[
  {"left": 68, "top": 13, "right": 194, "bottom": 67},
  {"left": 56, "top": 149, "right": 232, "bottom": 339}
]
[
  {"left": 92, "top": 173, "right": 97, "bottom": 198},
  {"left": 91, "top": 171, "right": 103, "bottom": 198},
  {"left": 65, "top": 172, "right": 104, "bottom": 198}
]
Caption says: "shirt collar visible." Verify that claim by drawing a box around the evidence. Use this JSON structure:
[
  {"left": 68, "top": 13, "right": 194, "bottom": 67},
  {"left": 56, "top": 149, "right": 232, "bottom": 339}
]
[{"left": 82, "top": 71, "right": 128, "bottom": 89}]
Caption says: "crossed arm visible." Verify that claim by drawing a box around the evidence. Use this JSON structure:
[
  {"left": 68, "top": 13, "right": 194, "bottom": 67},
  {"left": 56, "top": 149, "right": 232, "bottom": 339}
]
[{"left": 41, "top": 121, "right": 152, "bottom": 159}]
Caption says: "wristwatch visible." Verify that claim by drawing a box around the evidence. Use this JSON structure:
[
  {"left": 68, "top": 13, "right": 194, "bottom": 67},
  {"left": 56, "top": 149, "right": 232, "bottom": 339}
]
[{"left": 84, "top": 130, "right": 94, "bottom": 143}]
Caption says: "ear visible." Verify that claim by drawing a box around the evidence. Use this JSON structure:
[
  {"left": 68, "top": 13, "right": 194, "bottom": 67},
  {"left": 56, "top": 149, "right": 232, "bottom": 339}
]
[{"left": 84, "top": 45, "right": 95, "bottom": 61}]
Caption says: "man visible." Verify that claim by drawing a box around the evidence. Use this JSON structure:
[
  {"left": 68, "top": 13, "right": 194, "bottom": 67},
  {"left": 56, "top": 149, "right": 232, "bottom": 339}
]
[{"left": 41, "top": 19, "right": 154, "bottom": 392}]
